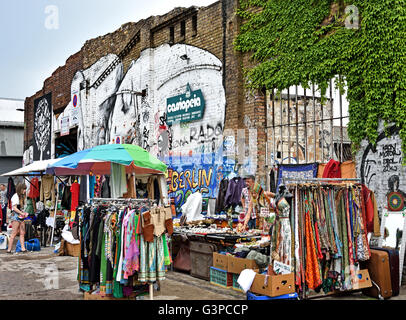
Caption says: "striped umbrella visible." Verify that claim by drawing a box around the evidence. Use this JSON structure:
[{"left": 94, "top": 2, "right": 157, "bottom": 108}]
[{"left": 46, "top": 144, "right": 167, "bottom": 176}]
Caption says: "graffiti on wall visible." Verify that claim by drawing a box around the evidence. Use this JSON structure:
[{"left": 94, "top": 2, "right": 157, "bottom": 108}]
[
  {"left": 33, "top": 93, "right": 52, "bottom": 161},
  {"left": 55, "top": 44, "right": 225, "bottom": 160},
  {"left": 45, "top": 43, "right": 259, "bottom": 213},
  {"left": 165, "top": 150, "right": 239, "bottom": 214},
  {"left": 357, "top": 123, "right": 405, "bottom": 215}
]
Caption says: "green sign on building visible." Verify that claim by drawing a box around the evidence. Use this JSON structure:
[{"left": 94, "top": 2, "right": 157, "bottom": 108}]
[{"left": 166, "top": 83, "right": 205, "bottom": 125}]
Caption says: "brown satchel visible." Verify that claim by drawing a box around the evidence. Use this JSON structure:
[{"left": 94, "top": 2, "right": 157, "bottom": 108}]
[{"left": 141, "top": 211, "right": 154, "bottom": 242}]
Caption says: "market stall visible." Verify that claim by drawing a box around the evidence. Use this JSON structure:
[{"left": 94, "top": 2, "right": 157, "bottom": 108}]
[
  {"left": 181, "top": 159, "right": 394, "bottom": 301},
  {"left": 46, "top": 143, "right": 171, "bottom": 300},
  {"left": 169, "top": 173, "right": 274, "bottom": 286},
  {"left": 276, "top": 177, "right": 375, "bottom": 299},
  {"left": 1, "top": 158, "right": 67, "bottom": 248}
]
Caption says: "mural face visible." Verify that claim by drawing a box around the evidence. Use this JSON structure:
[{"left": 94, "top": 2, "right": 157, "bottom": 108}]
[
  {"left": 33, "top": 93, "right": 52, "bottom": 161},
  {"left": 357, "top": 122, "right": 406, "bottom": 214},
  {"left": 57, "top": 44, "right": 230, "bottom": 208}
]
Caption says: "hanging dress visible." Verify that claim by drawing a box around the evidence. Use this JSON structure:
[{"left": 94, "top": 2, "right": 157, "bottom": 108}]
[
  {"left": 273, "top": 197, "right": 292, "bottom": 267},
  {"left": 304, "top": 193, "right": 322, "bottom": 290}
]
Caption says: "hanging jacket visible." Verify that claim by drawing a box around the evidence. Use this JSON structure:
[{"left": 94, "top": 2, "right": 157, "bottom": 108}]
[
  {"left": 61, "top": 184, "right": 72, "bottom": 210},
  {"left": 101, "top": 176, "right": 111, "bottom": 198},
  {"left": 361, "top": 184, "right": 381, "bottom": 236},
  {"left": 215, "top": 178, "right": 229, "bottom": 213},
  {"left": 224, "top": 177, "right": 246, "bottom": 208},
  {"left": 89, "top": 175, "right": 96, "bottom": 200},
  {"left": 71, "top": 182, "right": 80, "bottom": 212},
  {"left": 79, "top": 176, "right": 88, "bottom": 203}
]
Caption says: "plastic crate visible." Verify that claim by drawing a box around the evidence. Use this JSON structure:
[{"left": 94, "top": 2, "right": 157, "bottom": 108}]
[
  {"left": 247, "top": 291, "right": 298, "bottom": 300},
  {"left": 232, "top": 273, "right": 243, "bottom": 292},
  {"left": 210, "top": 267, "right": 233, "bottom": 289}
]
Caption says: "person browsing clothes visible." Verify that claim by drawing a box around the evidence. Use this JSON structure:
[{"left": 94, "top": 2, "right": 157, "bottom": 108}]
[
  {"left": 7, "top": 183, "right": 29, "bottom": 253},
  {"left": 241, "top": 175, "right": 275, "bottom": 230}
]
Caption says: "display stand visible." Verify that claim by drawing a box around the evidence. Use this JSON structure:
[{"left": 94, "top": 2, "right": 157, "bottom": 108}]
[
  {"left": 90, "top": 196, "right": 159, "bottom": 300},
  {"left": 281, "top": 177, "right": 373, "bottom": 300}
]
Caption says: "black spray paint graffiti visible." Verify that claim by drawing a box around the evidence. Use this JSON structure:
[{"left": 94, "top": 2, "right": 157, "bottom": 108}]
[
  {"left": 97, "top": 94, "right": 118, "bottom": 145},
  {"left": 379, "top": 143, "right": 402, "bottom": 172},
  {"left": 360, "top": 125, "right": 400, "bottom": 185},
  {"left": 364, "top": 159, "right": 377, "bottom": 185},
  {"left": 135, "top": 93, "right": 151, "bottom": 151},
  {"left": 157, "top": 112, "right": 172, "bottom": 158},
  {"left": 190, "top": 122, "right": 223, "bottom": 153}
]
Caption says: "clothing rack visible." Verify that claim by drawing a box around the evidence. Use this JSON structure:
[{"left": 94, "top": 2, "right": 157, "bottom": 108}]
[
  {"left": 85, "top": 196, "right": 159, "bottom": 300},
  {"left": 278, "top": 177, "right": 367, "bottom": 300}
]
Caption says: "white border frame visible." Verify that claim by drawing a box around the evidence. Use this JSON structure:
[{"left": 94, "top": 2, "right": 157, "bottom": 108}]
[{"left": 379, "top": 208, "right": 406, "bottom": 287}]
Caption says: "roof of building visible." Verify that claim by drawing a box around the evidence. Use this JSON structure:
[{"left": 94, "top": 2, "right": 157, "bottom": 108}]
[{"left": 0, "top": 97, "right": 24, "bottom": 125}]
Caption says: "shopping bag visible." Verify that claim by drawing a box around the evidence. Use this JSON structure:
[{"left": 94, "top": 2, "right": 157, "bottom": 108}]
[{"left": 16, "top": 238, "right": 41, "bottom": 252}]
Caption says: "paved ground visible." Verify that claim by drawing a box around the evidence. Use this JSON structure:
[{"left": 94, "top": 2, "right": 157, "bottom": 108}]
[{"left": 0, "top": 247, "right": 405, "bottom": 300}]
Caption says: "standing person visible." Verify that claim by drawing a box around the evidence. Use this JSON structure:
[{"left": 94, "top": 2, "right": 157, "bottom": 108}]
[
  {"left": 7, "top": 183, "right": 29, "bottom": 253},
  {"left": 242, "top": 175, "right": 275, "bottom": 230},
  {"left": 240, "top": 175, "right": 257, "bottom": 229},
  {"left": 0, "top": 184, "right": 7, "bottom": 231}
]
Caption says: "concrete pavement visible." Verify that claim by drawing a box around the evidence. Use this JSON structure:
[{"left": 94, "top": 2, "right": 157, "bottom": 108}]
[{"left": 1, "top": 247, "right": 405, "bottom": 300}]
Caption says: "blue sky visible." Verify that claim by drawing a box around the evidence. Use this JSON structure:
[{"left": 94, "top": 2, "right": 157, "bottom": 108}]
[{"left": 0, "top": 0, "right": 217, "bottom": 100}]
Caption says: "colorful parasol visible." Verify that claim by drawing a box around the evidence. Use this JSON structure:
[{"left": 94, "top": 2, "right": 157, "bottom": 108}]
[{"left": 46, "top": 144, "right": 167, "bottom": 176}]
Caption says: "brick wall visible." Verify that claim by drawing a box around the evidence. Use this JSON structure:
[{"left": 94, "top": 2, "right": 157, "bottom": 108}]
[
  {"left": 24, "top": 0, "right": 271, "bottom": 185},
  {"left": 24, "top": 50, "right": 83, "bottom": 150}
]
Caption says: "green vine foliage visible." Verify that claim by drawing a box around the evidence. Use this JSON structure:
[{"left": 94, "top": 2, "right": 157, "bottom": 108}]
[{"left": 235, "top": 0, "right": 406, "bottom": 161}]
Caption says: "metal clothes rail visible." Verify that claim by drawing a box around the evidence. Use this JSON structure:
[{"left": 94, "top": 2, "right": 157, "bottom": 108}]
[
  {"left": 282, "top": 177, "right": 363, "bottom": 300},
  {"left": 84, "top": 196, "right": 159, "bottom": 300}
]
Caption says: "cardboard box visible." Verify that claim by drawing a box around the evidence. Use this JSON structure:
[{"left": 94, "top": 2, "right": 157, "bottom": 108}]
[
  {"left": 213, "top": 252, "right": 229, "bottom": 270},
  {"left": 250, "top": 272, "right": 295, "bottom": 297},
  {"left": 227, "top": 255, "right": 258, "bottom": 274},
  {"left": 351, "top": 269, "right": 372, "bottom": 290}
]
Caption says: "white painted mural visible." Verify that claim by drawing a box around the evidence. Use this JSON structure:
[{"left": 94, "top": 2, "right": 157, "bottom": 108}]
[
  {"left": 56, "top": 53, "right": 124, "bottom": 151},
  {"left": 56, "top": 44, "right": 226, "bottom": 163}
]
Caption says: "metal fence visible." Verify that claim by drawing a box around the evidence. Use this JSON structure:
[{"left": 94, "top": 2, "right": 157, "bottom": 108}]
[{"left": 266, "top": 78, "right": 351, "bottom": 165}]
